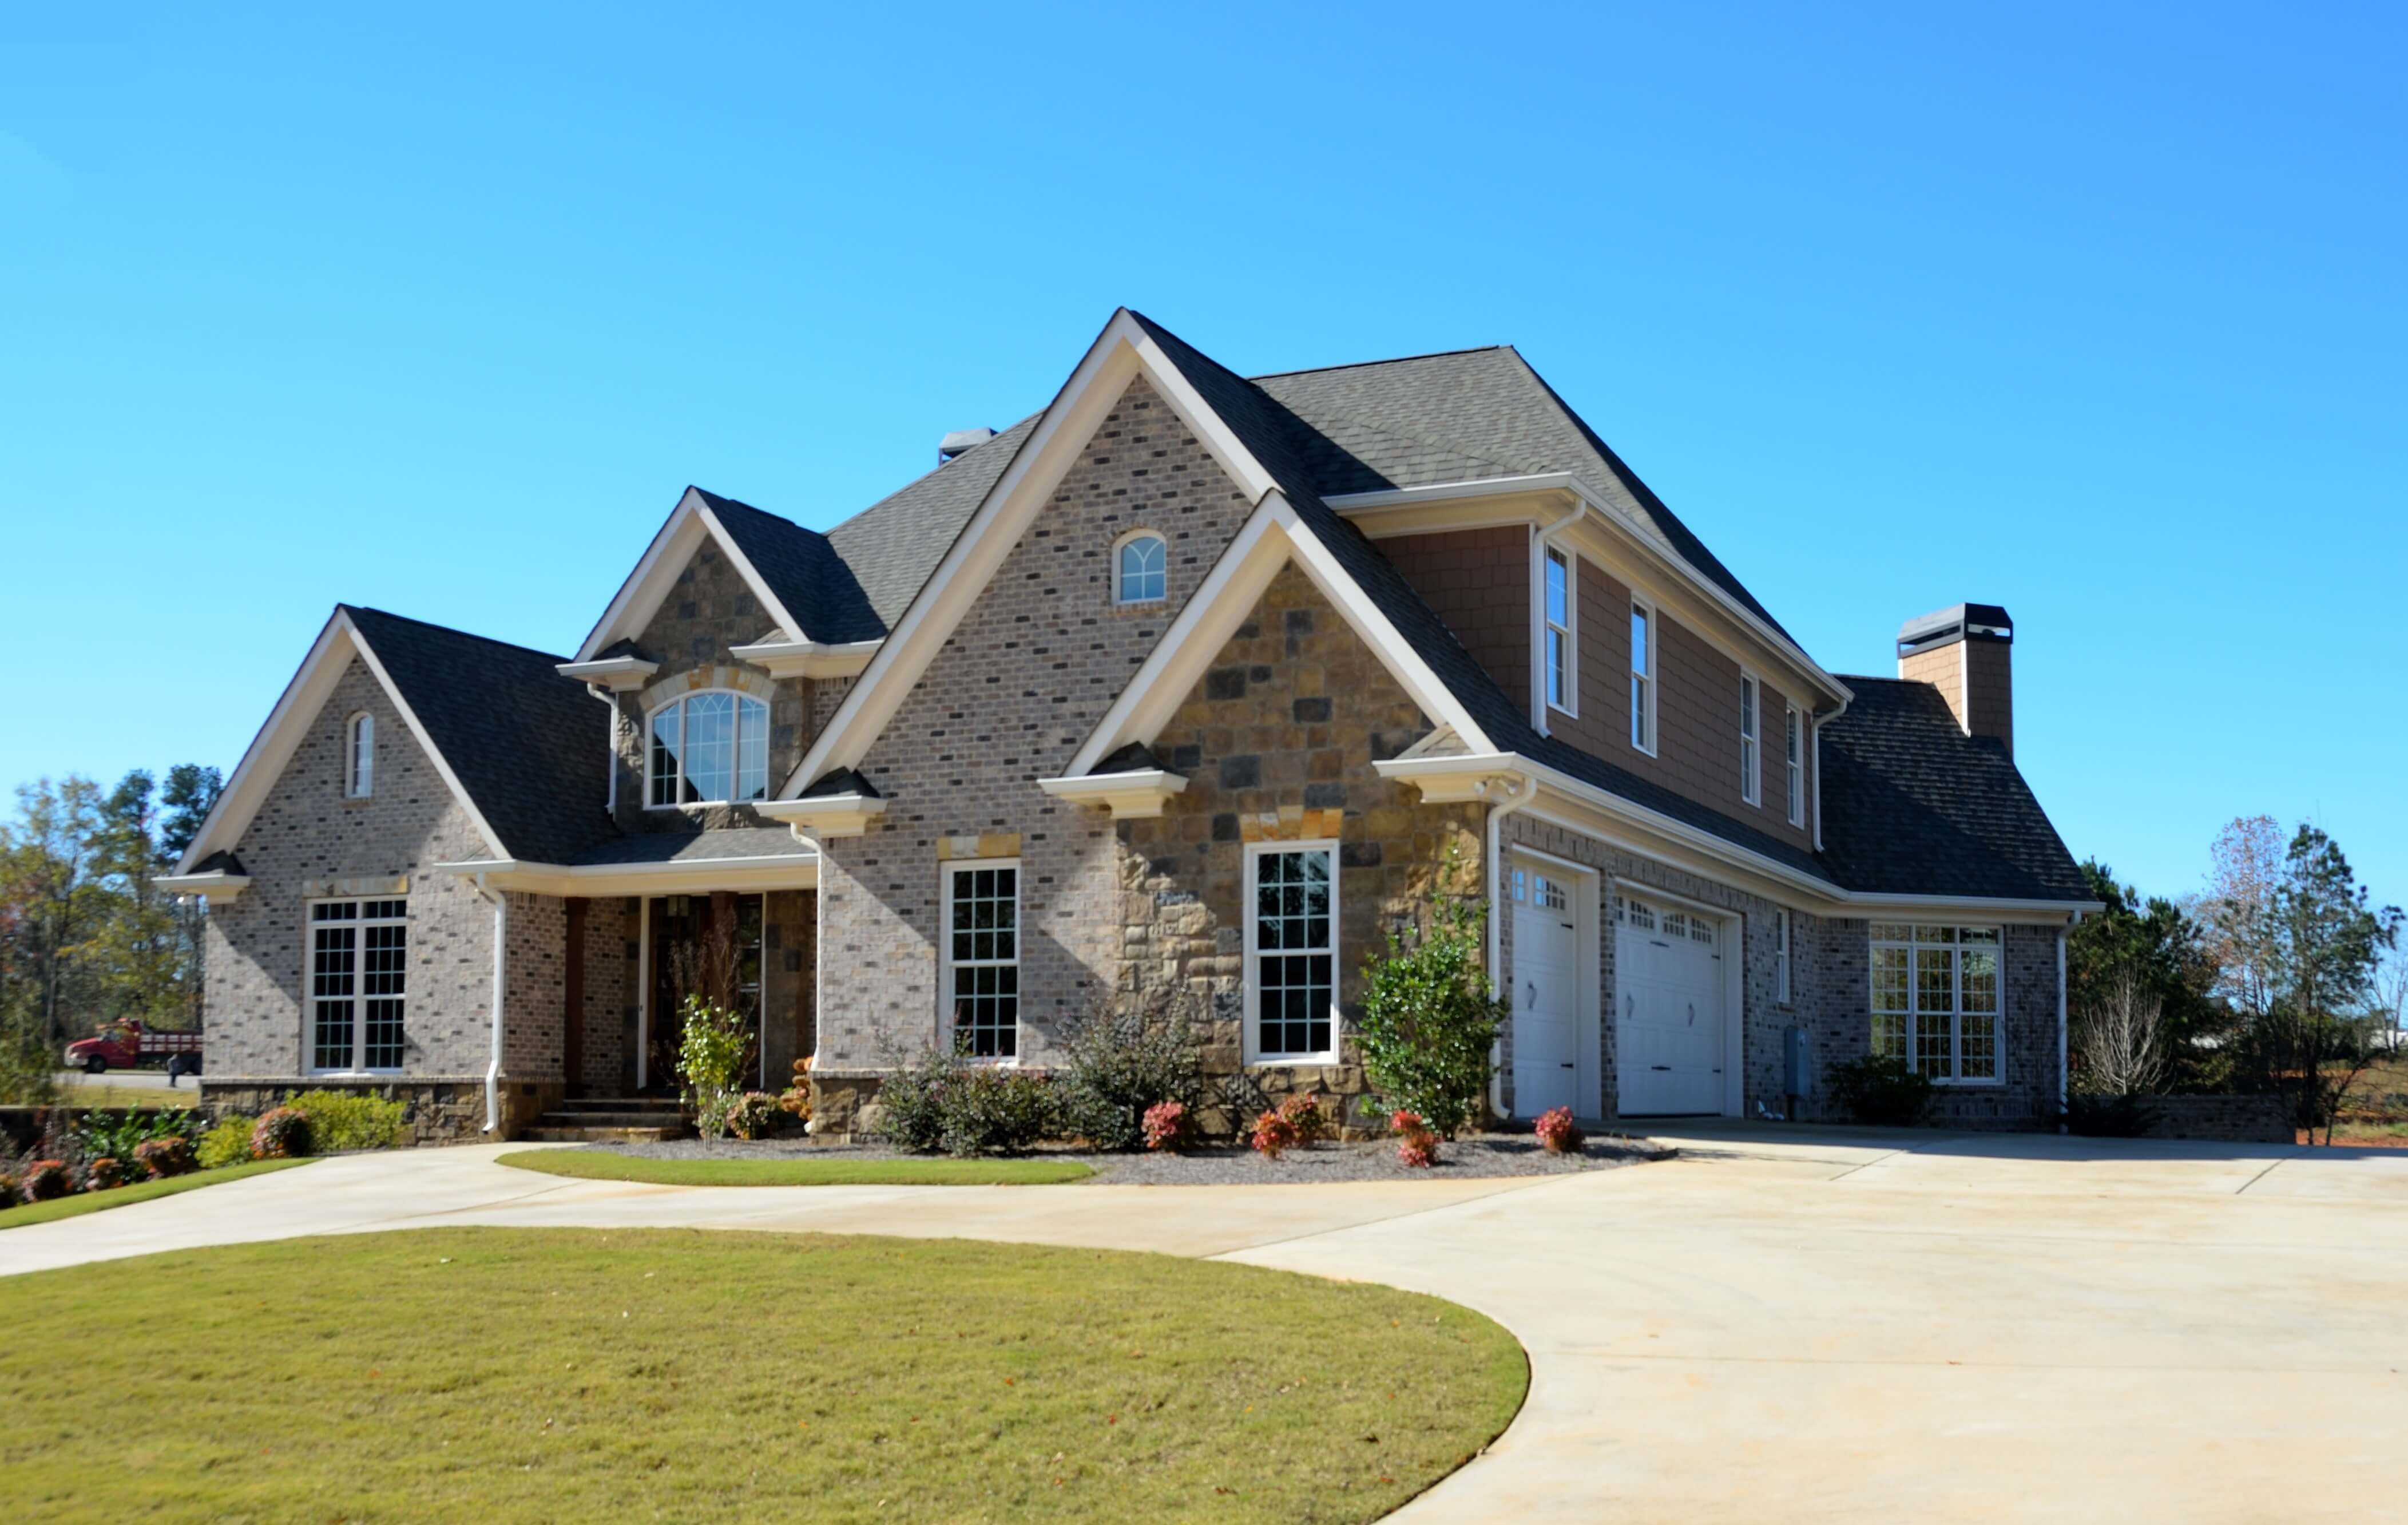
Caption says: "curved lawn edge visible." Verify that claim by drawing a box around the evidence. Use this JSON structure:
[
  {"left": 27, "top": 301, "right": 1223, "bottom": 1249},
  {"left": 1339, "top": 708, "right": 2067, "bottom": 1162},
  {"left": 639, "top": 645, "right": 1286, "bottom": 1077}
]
[
  {"left": 0, "top": 1158, "right": 314, "bottom": 1231},
  {"left": 495, "top": 1148, "right": 1094, "bottom": 1186}
]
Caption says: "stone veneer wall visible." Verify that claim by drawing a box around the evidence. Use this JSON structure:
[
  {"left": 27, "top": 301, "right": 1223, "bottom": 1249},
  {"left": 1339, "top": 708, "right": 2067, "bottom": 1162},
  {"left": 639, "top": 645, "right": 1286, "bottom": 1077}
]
[
  {"left": 610, "top": 534, "right": 814, "bottom": 834},
  {"left": 1114, "top": 564, "right": 1482, "bottom": 1132},
  {"left": 813, "top": 373, "right": 1257, "bottom": 1093}
]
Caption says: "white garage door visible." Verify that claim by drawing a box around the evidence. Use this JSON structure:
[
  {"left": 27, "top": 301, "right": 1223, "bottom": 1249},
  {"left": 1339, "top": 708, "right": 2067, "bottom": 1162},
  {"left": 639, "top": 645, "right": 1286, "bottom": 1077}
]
[
  {"left": 1512, "top": 869, "right": 1581, "bottom": 1116},
  {"left": 1615, "top": 893, "right": 1724, "bottom": 1116}
]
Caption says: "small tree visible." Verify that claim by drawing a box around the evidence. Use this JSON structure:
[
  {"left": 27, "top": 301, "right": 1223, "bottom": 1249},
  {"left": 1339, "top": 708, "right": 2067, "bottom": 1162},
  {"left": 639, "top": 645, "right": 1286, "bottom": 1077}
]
[
  {"left": 2073, "top": 969, "right": 2168, "bottom": 1097},
  {"left": 676, "top": 995, "right": 753, "bottom": 1138},
  {"left": 1356, "top": 843, "right": 1505, "bottom": 1139}
]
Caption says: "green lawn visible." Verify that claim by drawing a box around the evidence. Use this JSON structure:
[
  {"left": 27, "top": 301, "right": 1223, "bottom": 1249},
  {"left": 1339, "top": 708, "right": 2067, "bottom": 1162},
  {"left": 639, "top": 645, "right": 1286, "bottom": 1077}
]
[
  {"left": 0, "top": 1158, "right": 313, "bottom": 1230},
  {"left": 1, "top": 1228, "right": 1526, "bottom": 1524},
  {"left": 498, "top": 1148, "right": 1094, "bottom": 1186}
]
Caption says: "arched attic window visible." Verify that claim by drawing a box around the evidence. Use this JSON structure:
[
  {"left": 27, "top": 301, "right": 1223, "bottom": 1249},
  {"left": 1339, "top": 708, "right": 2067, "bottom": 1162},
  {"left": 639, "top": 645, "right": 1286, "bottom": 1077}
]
[
  {"left": 346, "top": 712, "right": 374, "bottom": 798},
  {"left": 648, "top": 691, "right": 769, "bottom": 807},
  {"left": 1114, "top": 529, "right": 1167, "bottom": 606}
]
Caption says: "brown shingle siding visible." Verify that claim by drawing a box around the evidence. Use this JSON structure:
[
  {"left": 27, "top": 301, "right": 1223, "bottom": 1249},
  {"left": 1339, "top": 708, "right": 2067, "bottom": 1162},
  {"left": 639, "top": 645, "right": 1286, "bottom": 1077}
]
[{"left": 1378, "top": 526, "right": 1529, "bottom": 714}]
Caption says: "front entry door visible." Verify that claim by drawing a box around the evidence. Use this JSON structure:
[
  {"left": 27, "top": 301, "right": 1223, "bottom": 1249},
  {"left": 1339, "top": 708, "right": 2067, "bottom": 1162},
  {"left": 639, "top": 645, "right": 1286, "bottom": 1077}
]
[
  {"left": 1512, "top": 868, "right": 1582, "bottom": 1116},
  {"left": 646, "top": 893, "right": 764, "bottom": 1094},
  {"left": 1614, "top": 894, "right": 1724, "bottom": 1115}
]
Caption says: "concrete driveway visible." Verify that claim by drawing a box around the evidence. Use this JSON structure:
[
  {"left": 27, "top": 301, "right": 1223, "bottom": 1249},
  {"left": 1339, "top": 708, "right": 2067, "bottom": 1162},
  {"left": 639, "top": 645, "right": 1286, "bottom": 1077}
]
[{"left": 7, "top": 1126, "right": 2405, "bottom": 1522}]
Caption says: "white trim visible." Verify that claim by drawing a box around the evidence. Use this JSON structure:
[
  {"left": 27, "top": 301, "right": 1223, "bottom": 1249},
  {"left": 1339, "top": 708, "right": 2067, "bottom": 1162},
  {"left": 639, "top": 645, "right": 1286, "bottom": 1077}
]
[
  {"left": 1772, "top": 906, "right": 1791, "bottom": 1004},
  {"left": 1541, "top": 543, "right": 1577, "bottom": 720},
  {"left": 553, "top": 654, "right": 660, "bottom": 691},
  {"left": 1868, "top": 921, "right": 2006, "bottom": 1086},
  {"left": 1628, "top": 595, "right": 1658, "bottom": 756},
  {"left": 754, "top": 793, "right": 886, "bottom": 839},
  {"left": 1061, "top": 496, "right": 1494, "bottom": 778},
  {"left": 723, "top": 637, "right": 879, "bottom": 680},
  {"left": 1327, "top": 473, "right": 1853, "bottom": 711},
  {"left": 1036, "top": 770, "right": 1188, "bottom": 818},
  {"left": 176, "top": 611, "right": 511, "bottom": 873},
  {"left": 939, "top": 856, "right": 1024, "bottom": 1061},
  {"left": 1242, "top": 839, "right": 1342, "bottom": 1065},
  {"left": 483, "top": 886, "right": 506, "bottom": 1131},
  {"left": 573, "top": 488, "right": 807, "bottom": 663},
  {"left": 156, "top": 870, "right": 251, "bottom": 904},
  {"left": 1607, "top": 885, "right": 1743, "bottom": 1118},
  {"left": 345, "top": 711, "right": 374, "bottom": 799},
  {"left": 303, "top": 893, "right": 411, "bottom": 1079},
  {"left": 1110, "top": 526, "right": 1169, "bottom": 608},
  {"left": 1783, "top": 703, "right": 1804, "bottom": 826},
  {"left": 642, "top": 688, "right": 772, "bottom": 810},
  {"left": 433, "top": 850, "right": 819, "bottom": 898},
  {"left": 1737, "top": 670, "right": 1762, "bottom": 807},
  {"left": 784, "top": 310, "right": 1282, "bottom": 797},
  {"left": 1506, "top": 846, "right": 1601, "bottom": 1119}
]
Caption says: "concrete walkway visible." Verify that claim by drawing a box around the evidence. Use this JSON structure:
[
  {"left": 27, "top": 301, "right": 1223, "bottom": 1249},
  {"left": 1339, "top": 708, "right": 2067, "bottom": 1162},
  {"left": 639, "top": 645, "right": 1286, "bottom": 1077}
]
[{"left": 9, "top": 1126, "right": 2407, "bottom": 1522}]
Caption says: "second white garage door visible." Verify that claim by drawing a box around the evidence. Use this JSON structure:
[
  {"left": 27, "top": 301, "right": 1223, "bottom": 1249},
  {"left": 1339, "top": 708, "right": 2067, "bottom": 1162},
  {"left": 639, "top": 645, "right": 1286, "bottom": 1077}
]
[{"left": 1615, "top": 893, "right": 1725, "bottom": 1116}]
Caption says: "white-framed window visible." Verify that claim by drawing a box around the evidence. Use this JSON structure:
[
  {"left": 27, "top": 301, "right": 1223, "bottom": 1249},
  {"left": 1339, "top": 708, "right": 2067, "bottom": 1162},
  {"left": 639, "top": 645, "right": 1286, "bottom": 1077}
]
[
  {"left": 1784, "top": 705, "right": 1803, "bottom": 825},
  {"left": 346, "top": 712, "right": 374, "bottom": 798},
  {"left": 1113, "top": 529, "right": 1167, "bottom": 606},
  {"left": 941, "top": 859, "right": 1020, "bottom": 1059},
  {"left": 310, "top": 897, "right": 407, "bottom": 1072},
  {"left": 1629, "top": 598, "right": 1657, "bottom": 754},
  {"left": 1244, "top": 841, "right": 1338, "bottom": 1063},
  {"left": 1773, "top": 908, "right": 1791, "bottom": 1003},
  {"left": 647, "top": 690, "right": 769, "bottom": 807},
  {"left": 1870, "top": 923, "right": 2001, "bottom": 1083},
  {"left": 1738, "top": 674, "right": 1760, "bottom": 805},
  {"left": 1543, "top": 547, "right": 1576, "bottom": 715}
]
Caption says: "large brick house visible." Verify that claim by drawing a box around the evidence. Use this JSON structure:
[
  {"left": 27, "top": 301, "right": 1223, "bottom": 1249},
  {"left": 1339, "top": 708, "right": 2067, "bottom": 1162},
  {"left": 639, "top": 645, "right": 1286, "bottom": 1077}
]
[{"left": 166, "top": 310, "right": 2096, "bottom": 1140}]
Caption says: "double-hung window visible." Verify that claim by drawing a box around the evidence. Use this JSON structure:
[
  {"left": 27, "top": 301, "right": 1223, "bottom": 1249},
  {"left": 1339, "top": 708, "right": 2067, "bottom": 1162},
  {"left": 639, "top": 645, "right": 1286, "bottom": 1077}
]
[
  {"left": 1870, "top": 924, "right": 2000, "bottom": 1082},
  {"left": 942, "top": 861, "right": 1019, "bottom": 1059},
  {"left": 1629, "top": 599, "right": 1657, "bottom": 754},
  {"left": 1773, "top": 908, "right": 1791, "bottom": 1003},
  {"left": 1738, "top": 674, "right": 1760, "bottom": 805},
  {"left": 1245, "top": 843, "right": 1337, "bottom": 1062},
  {"left": 648, "top": 691, "right": 769, "bottom": 806},
  {"left": 1784, "top": 705, "right": 1803, "bottom": 825},
  {"left": 1543, "top": 548, "right": 1574, "bottom": 715},
  {"left": 311, "top": 898, "right": 407, "bottom": 1072}
]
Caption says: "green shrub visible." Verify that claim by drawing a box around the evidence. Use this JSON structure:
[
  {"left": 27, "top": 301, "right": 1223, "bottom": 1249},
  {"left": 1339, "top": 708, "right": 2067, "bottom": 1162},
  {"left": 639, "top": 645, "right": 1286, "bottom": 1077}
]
[
  {"left": 938, "top": 1068, "right": 1057, "bottom": 1158},
  {"left": 197, "top": 1116, "right": 256, "bottom": 1170},
  {"left": 1356, "top": 844, "right": 1505, "bottom": 1139},
  {"left": 874, "top": 1047, "right": 962, "bottom": 1154},
  {"left": 250, "top": 1107, "right": 314, "bottom": 1160},
  {"left": 1054, "top": 993, "right": 1205, "bottom": 1151},
  {"left": 1828, "top": 1055, "right": 1935, "bottom": 1127},
  {"left": 727, "top": 1091, "right": 779, "bottom": 1141},
  {"left": 289, "top": 1090, "right": 408, "bottom": 1151},
  {"left": 676, "top": 995, "right": 754, "bottom": 1138},
  {"left": 71, "top": 1107, "right": 203, "bottom": 1165},
  {"left": 134, "top": 1136, "right": 197, "bottom": 1178}
]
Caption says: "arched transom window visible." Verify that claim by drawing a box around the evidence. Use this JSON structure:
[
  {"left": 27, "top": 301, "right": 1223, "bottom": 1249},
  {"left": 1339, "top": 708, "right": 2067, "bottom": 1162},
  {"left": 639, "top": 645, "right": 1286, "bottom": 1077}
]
[
  {"left": 648, "top": 691, "right": 769, "bottom": 806},
  {"left": 1114, "top": 530, "right": 1167, "bottom": 605}
]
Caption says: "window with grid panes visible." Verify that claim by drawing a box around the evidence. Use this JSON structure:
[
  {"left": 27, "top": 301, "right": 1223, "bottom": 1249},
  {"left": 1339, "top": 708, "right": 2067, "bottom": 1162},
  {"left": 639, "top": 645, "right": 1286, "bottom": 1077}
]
[
  {"left": 1247, "top": 846, "right": 1336, "bottom": 1061},
  {"left": 1869, "top": 923, "right": 2001, "bottom": 1082},
  {"left": 943, "top": 863, "right": 1019, "bottom": 1059},
  {"left": 311, "top": 898, "right": 407, "bottom": 1071}
]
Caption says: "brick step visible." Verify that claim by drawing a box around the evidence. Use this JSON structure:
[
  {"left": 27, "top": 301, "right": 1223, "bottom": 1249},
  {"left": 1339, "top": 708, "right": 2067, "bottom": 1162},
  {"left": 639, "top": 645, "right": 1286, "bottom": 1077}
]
[
  {"left": 555, "top": 1097, "right": 688, "bottom": 1115},
  {"left": 520, "top": 1124, "right": 685, "bottom": 1143},
  {"left": 534, "top": 1109, "right": 689, "bottom": 1128}
]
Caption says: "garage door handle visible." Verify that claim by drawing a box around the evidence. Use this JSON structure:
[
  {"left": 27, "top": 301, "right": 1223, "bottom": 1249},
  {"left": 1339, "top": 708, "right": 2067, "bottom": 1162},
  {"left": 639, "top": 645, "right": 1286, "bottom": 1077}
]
[
  {"left": 1686, "top": 1002, "right": 1695, "bottom": 1026},
  {"left": 1525, "top": 981, "right": 1537, "bottom": 1007},
  {"left": 1560, "top": 1061, "right": 1574, "bottom": 1070},
  {"left": 1650, "top": 1064, "right": 1671, "bottom": 1071}
]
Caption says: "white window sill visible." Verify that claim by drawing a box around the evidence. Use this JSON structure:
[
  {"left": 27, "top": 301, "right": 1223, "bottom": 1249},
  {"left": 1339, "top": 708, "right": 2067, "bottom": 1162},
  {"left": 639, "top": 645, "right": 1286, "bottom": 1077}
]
[
  {"left": 1245, "top": 1057, "right": 1340, "bottom": 1068},
  {"left": 1931, "top": 1077, "right": 2004, "bottom": 1088}
]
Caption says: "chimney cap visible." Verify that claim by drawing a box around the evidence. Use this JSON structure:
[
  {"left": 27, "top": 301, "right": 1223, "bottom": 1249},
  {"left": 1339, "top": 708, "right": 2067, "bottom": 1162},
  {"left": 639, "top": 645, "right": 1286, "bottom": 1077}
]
[
  {"left": 1898, "top": 603, "right": 2012, "bottom": 656},
  {"left": 938, "top": 427, "right": 996, "bottom": 465}
]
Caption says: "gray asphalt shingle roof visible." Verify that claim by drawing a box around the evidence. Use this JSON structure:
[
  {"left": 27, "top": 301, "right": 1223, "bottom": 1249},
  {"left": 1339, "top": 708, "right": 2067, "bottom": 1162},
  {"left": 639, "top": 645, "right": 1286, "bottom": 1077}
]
[
  {"left": 689, "top": 488, "right": 888, "bottom": 645},
  {"left": 567, "top": 826, "right": 812, "bottom": 868}
]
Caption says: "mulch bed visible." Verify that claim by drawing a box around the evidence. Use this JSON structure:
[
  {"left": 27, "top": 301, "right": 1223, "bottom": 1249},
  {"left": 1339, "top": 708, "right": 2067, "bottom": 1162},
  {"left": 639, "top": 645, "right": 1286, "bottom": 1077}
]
[{"left": 572, "top": 1131, "right": 1672, "bottom": 1184}]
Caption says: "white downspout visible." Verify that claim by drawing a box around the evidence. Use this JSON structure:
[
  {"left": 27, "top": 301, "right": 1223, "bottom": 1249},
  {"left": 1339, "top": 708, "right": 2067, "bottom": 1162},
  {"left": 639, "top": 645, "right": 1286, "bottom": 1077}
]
[
  {"left": 1811, "top": 696, "right": 1848, "bottom": 853},
  {"left": 585, "top": 683, "right": 619, "bottom": 817},
  {"left": 1481, "top": 772, "right": 1540, "bottom": 1119},
  {"left": 2056, "top": 912, "right": 2080, "bottom": 1131},
  {"left": 476, "top": 876, "right": 508, "bottom": 1133}
]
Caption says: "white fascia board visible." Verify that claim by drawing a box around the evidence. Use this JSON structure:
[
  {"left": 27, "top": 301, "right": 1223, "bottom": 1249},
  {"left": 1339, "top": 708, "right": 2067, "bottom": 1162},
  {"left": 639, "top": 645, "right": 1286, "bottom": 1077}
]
[
  {"left": 1037, "top": 770, "right": 1189, "bottom": 818},
  {"left": 1845, "top": 892, "right": 2104, "bottom": 922},
  {"left": 1370, "top": 751, "right": 1525, "bottom": 804},
  {"left": 781, "top": 310, "right": 1282, "bottom": 798},
  {"left": 573, "top": 489, "right": 807, "bottom": 663},
  {"left": 173, "top": 609, "right": 509, "bottom": 872},
  {"left": 155, "top": 871, "right": 250, "bottom": 904},
  {"left": 434, "top": 852, "right": 820, "bottom": 897},
  {"left": 554, "top": 655, "right": 661, "bottom": 690},
  {"left": 754, "top": 793, "right": 887, "bottom": 838},
  {"left": 1332, "top": 473, "right": 1852, "bottom": 710},
  {"left": 725, "top": 637, "right": 880, "bottom": 680},
  {"left": 1061, "top": 497, "right": 1495, "bottom": 778}
]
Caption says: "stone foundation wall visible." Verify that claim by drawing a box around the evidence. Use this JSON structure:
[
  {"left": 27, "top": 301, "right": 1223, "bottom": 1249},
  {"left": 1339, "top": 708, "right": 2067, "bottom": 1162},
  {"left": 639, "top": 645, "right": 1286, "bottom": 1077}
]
[{"left": 198, "top": 1078, "right": 561, "bottom": 1145}]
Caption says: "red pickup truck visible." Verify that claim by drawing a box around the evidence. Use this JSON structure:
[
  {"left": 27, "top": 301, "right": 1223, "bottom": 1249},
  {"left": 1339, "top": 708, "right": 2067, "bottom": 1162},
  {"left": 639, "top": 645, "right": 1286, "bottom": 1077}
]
[{"left": 65, "top": 1020, "right": 203, "bottom": 1082}]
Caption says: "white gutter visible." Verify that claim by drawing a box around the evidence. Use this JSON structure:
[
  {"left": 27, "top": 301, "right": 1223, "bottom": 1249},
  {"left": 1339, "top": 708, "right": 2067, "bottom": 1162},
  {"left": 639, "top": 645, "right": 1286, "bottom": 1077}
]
[
  {"left": 474, "top": 876, "right": 507, "bottom": 1133},
  {"left": 1481, "top": 773, "right": 1541, "bottom": 1119}
]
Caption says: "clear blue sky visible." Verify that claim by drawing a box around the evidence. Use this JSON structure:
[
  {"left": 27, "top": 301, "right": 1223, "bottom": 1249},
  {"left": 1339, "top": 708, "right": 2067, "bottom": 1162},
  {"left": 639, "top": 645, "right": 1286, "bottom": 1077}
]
[{"left": 5, "top": 3, "right": 2401, "bottom": 910}]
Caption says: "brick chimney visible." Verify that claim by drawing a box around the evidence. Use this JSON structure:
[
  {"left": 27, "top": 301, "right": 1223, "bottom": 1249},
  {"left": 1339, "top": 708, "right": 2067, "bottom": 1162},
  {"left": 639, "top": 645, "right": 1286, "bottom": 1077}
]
[{"left": 1897, "top": 603, "right": 2014, "bottom": 755}]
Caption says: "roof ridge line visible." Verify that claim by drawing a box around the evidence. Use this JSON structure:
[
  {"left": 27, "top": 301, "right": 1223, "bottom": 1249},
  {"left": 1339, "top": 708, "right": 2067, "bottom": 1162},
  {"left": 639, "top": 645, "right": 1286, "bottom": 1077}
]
[
  {"left": 340, "top": 603, "right": 571, "bottom": 664},
  {"left": 1247, "top": 343, "right": 1511, "bottom": 382}
]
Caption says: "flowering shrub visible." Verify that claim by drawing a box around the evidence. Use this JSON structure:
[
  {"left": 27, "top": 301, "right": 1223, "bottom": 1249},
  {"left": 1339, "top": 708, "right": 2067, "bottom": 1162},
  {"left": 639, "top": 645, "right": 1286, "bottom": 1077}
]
[
  {"left": 86, "top": 1156, "right": 130, "bottom": 1192},
  {"left": 1276, "top": 1092, "right": 1332, "bottom": 1146},
  {"left": 728, "top": 1091, "right": 780, "bottom": 1140},
  {"left": 134, "top": 1136, "right": 197, "bottom": 1178},
  {"left": 1249, "top": 1108, "right": 1300, "bottom": 1160},
  {"left": 1533, "top": 1106, "right": 1585, "bottom": 1155},
  {"left": 1391, "top": 1110, "right": 1441, "bottom": 1169},
  {"left": 777, "top": 1057, "right": 813, "bottom": 1122},
  {"left": 250, "top": 1107, "right": 315, "bottom": 1160},
  {"left": 21, "top": 1159, "right": 72, "bottom": 1201},
  {"left": 1140, "top": 1100, "right": 1193, "bottom": 1152},
  {"left": 197, "top": 1115, "right": 257, "bottom": 1170}
]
